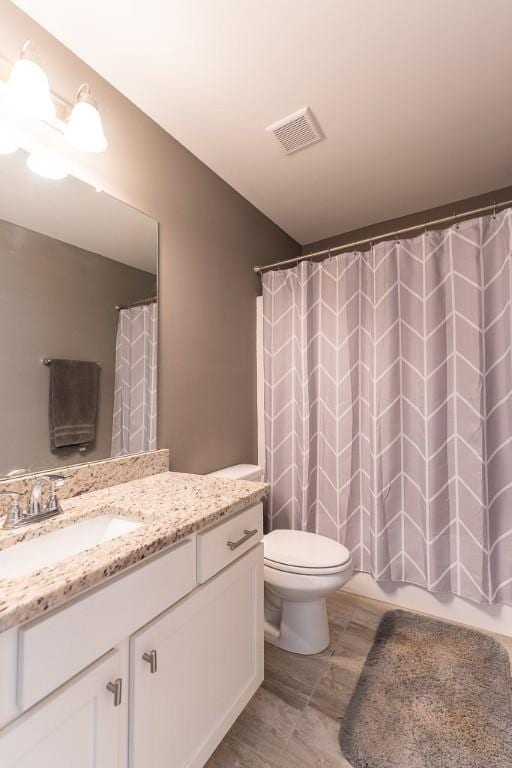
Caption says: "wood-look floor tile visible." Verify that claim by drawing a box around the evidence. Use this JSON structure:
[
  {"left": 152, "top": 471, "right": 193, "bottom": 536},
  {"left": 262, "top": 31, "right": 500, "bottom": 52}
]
[
  {"left": 350, "top": 595, "right": 389, "bottom": 626},
  {"left": 273, "top": 702, "right": 352, "bottom": 768},
  {"left": 305, "top": 604, "right": 381, "bottom": 723},
  {"left": 206, "top": 735, "right": 273, "bottom": 768},
  {"left": 227, "top": 685, "right": 302, "bottom": 763},
  {"left": 262, "top": 633, "right": 341, "bottom": 710},
  {"left": 325, "top": 590, "right": 357, "bottom": 632},
  {"left": 329, "top": 617, "right": 377, "bottom": 676},
  {"left": 307, "top": 654, "right": 362, "bottom": 723}
]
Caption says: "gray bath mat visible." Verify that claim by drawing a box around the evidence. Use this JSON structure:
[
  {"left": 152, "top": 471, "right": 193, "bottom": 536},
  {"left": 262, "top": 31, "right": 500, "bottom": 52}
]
[{"left": 340, "top": 610, "right": 512, "bottom": 768}]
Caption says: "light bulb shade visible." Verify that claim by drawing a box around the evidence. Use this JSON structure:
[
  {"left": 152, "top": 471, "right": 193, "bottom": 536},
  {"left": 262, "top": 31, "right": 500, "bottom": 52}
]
[
  {"left": 27, "top": 151, "right": 68, "bottom": 180},
  {"left": 8, "top": 57, "right": 55, "bottom": 122},
  {"left": 66, "top": 97, "right": 107, "bottom": 153},
  {"left": 0, "top": 121, "right": 19, "bottom": 155}
]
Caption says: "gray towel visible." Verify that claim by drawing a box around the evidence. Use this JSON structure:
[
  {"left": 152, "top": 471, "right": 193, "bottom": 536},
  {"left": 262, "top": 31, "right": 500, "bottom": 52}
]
[{"left": 49, "top": 359, "right": 99, "bottom": 450}]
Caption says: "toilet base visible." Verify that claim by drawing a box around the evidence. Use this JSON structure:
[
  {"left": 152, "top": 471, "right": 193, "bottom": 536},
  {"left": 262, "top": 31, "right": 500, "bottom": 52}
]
[{"left": 266, "top": 596, "right": 330, "bottom": 655}]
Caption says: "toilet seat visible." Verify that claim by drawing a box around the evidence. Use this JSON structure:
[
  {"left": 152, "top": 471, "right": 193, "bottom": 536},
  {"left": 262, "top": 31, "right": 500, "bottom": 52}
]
[{"left": 263, "top": 530, "right": 351, "bottom": 576}]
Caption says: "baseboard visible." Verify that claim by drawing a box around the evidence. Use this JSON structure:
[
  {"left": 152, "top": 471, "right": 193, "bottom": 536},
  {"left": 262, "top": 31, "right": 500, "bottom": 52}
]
[{"left": 343, "top": 573, "right": 512, "bottom": 638}]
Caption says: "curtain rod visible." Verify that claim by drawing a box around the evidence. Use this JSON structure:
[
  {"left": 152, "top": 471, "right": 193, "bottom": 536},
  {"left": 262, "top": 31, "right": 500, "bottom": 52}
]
[
  {"left": 115, "top": 296, "right": 157, "bottom": 311},
  {"left": 254, "top": 199, "right": 512, "bottom": 275}
]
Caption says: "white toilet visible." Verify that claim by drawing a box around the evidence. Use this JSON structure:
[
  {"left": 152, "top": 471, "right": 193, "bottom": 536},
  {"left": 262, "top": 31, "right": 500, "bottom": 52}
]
[
  {"left": 208, "top": 464, "right": 353, "bottom": 655},
  {"left": 263, "top": 528, "right": 352, "bottom": 654}
]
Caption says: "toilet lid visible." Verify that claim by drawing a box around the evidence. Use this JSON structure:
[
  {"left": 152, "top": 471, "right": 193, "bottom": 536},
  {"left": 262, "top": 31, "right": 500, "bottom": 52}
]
[{"left": 263, "top": 530, "right": 351, "bottom": 573}]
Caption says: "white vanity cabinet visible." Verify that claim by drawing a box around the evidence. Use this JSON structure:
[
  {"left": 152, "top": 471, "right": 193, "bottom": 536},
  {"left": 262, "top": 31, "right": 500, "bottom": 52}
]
[
  {"left": 0, "top": 502, "right": 264, "bottom": 768},
  {"left": 0, "top": 649, "right": 124, "bottom": 768},
  {"left": 130, "top": 544, "right": 263, "bottom": 768}
]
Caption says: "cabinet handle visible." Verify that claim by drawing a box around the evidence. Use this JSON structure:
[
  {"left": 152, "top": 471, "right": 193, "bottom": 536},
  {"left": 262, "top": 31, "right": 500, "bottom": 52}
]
[
  {"left": 227, "top": 528, "right": 258, "bottom": 551},
  {"left": 143, "top": 649, "right": 158, "bottom": 674},
  {"left": 106, "top": 678, "right": 123, "bottom": 706}
]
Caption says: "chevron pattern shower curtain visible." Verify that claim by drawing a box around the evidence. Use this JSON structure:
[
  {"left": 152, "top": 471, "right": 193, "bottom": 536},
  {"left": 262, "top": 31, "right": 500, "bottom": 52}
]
[
  {"left": 111, "top": 303, "right": 157, "bottom": 457},
  {"left": 263, "top": 210, "right": 512, "bottom": 605}
]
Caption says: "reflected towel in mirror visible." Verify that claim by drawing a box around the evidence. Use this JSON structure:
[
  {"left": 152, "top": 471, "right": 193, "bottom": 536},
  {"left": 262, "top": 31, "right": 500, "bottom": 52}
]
[{"left": 48, "top": 359, "right": 99, "bottom": 450}]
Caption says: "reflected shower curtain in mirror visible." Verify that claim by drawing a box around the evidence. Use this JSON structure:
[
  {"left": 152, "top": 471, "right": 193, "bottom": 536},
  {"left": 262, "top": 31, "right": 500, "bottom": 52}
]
[
  {"left": 262, "top": 210, "right": 512, "bottom": 605},
  {"left": 111, "top": 303, "right": 157, "bottom": 457}
]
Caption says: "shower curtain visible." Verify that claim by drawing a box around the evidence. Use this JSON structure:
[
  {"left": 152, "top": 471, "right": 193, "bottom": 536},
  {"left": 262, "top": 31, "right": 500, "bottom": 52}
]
[
  {"left": 262, "top": 209, "right": 512, "bottom": 605},
  {"left": 111, "top": 303, "right": 157, "bottom": 457}
]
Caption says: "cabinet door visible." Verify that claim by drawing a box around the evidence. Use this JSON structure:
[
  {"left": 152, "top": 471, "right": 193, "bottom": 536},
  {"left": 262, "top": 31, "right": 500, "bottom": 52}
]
[
  {"left": 130, "top": 543, "right": 263, "bottom": 768},
  {"left": 0, "top": 649, "right": 124, "bottom": 768}
]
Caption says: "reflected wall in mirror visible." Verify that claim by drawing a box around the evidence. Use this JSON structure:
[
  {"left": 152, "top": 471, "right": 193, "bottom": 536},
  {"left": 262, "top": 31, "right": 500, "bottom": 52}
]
[{"left": 0, "top": 149, "right": 158, "bottom": 479}]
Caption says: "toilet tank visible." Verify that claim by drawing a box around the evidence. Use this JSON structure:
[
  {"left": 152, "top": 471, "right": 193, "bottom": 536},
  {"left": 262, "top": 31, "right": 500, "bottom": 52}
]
[{"left": 208, "top": 464, "right": 264, "bottom": 482}]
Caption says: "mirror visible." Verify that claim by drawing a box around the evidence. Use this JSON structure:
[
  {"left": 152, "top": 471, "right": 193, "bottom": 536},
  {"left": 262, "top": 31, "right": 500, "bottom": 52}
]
[{"left": 0, "top": 149, "right": 158, "bottom": 479}]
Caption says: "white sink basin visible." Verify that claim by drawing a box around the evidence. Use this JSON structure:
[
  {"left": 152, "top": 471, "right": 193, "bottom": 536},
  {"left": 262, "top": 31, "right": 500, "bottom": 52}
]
[{"left": 0, "top": 515, "right": 143, "bottom": 579}]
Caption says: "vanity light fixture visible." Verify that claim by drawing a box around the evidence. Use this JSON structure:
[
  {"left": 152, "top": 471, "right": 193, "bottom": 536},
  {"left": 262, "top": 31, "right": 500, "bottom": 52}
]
[
  {"left": 7, "top": 40, "right": 55, "bottom": 122},
  {"left": 0, "top": 120, "right": 19, "bottom": 154},
  {"left": 65, "top": 84, "right": 107, "bottom": 153},
  {"left": 0, "top": 41, "right": 108, "bottom": 183},
  {"left": 27, "top": 151, "right": 68, "bottom": 180}
]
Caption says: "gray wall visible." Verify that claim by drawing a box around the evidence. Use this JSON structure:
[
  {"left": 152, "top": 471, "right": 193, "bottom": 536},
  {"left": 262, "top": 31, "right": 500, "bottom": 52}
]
[
  {"left": 0, "top": 1, "right": 299, "bottom": 475},
  {"left": 302, "top": 186, "right": 512, "bottom": 255},
  {"left": 0, "top": 218, "right": 156, "bottom": 475}
]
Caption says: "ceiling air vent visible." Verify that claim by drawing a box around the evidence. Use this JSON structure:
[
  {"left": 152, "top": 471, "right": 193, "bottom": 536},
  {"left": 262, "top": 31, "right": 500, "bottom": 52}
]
[{"left": 266, "top": 107, "right": 324, "bottom": 155}]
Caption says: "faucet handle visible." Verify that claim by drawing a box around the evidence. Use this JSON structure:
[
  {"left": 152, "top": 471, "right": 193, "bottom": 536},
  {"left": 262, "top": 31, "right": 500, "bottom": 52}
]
[
  {"left": 44, "top": 474, "right": 66, "bottom": 515},
  {"left": 0, "top": 491, "right": 25, "bottom": 529}
]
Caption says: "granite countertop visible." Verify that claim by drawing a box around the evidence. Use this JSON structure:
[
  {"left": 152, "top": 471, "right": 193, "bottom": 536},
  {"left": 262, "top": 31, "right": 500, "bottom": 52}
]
[{"left": 0, "top": 471, "right": 269, "bottom": 633}]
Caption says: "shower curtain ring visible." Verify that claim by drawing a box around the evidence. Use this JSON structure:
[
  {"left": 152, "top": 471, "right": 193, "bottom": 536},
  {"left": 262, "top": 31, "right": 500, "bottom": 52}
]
[{"left": 492, "top": 201, "right": 497, "bottom": 221}]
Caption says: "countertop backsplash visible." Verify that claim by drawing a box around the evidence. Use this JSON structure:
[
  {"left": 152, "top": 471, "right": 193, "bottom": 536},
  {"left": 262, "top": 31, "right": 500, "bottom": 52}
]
[{"left": 0, "top": 450, "right": 170, "bottom": 504}]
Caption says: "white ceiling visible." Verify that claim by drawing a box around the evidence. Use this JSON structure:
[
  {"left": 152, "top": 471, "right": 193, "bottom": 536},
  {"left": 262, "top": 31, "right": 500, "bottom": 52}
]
[{"left": 13, "top": 0, "right": 512, "bottom": 245}]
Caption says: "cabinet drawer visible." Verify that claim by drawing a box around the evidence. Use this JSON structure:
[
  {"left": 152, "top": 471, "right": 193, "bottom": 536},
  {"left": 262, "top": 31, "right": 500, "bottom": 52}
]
[
  {"left": 18, "top": 538, "right": 196, "bottom": 711},
  {"left": 197, "top": 503, "right": 262, "bottom": 583}
]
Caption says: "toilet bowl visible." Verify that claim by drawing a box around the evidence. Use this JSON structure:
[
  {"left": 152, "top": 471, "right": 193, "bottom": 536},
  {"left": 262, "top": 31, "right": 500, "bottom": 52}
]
[
  {"left": 263, "top": 529, "right": 352, "bottom": 654},
  {"left": 208, "top": 464, "right": 353, "bottom": 655}
]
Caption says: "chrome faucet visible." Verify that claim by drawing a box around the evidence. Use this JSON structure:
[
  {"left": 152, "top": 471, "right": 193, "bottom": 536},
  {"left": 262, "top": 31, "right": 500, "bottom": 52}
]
[{"left": 0, "top": 474, "right": 65, "bottom": 529}]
